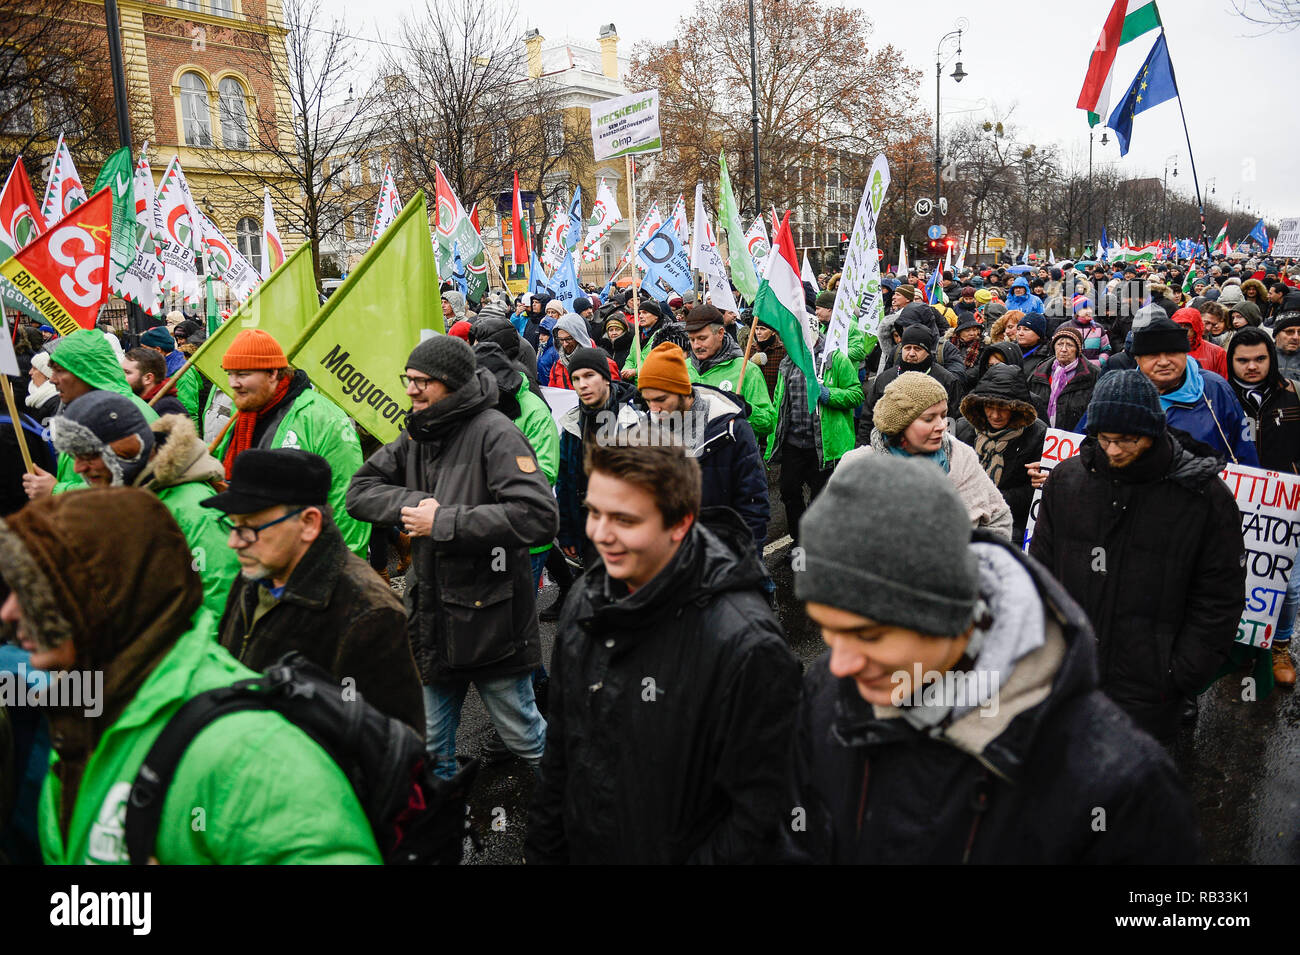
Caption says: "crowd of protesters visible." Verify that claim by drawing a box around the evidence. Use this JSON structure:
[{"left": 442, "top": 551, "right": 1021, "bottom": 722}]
[{"left": 1, "top": 249, "right": 1296, "bottom": 865}]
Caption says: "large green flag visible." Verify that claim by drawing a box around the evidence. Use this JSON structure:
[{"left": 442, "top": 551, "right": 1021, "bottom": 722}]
[
  {"left": 288, "top": 190, "right": 443, "bottom": 444},
  {"left": 91, "top": 147, "right": 135, "bottom": 294},
  {"left": 718, "top": 150, "right": 759, "bottom": 303},
  {"left": 187, "top": 242, "right": 318, "bottom": 395}
]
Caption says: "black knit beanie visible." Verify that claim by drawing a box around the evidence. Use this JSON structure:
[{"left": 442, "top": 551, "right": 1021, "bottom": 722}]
[
  {"left": 567, "top": 346, "right": 612, "bottom": 382},
  {"left": 406, "top": 334, "right": 476, "bottom": 390},
  {"left": 1131, "top": 315, "right": 1191, "bottom": 356}
]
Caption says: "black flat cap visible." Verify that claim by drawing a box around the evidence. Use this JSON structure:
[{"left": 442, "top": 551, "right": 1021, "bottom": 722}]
[{"left": 201, "top": 448, "right": 332, "bottom": 514}]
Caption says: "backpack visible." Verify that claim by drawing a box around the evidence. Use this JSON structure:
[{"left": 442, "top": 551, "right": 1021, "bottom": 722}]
[{"left": 125, "top": 652, "right": 479, "bottom": 865}]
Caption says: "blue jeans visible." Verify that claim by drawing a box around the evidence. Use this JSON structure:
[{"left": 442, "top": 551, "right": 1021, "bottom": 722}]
[
  {"left": 1275, "top": 540, "right": 1300, "bottom": 645},
  {"left": 423, "top": 675, "right": 547, "bottom": 779}
]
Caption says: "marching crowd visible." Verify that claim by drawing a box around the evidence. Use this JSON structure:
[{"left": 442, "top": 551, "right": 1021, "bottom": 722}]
[{"left": 1, "top": 250, "right": 1297, "bottom": 864}]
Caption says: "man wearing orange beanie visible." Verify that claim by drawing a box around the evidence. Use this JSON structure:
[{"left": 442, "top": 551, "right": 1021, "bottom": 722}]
[{"left": 211, "top": 328, "right": 370, "bottom": 557}]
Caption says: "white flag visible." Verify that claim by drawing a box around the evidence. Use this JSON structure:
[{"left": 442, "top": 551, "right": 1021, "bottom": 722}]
[
  {"left": 369, "top": 164, "right": 403, "bottom": 248},
  {"left": 670, "top": 193, "right": 690, "bottom": 247},
  {"left": 155, "top": 155, "right": 202, "bottom": 303},
  {"left": 39, "top": 133, "right": 87, "bottom": 228},
  {"left": 897, "top": 234, "right": 908, "bottom": 275},
  {"left": 744, "top": 217, "right": 770, "bottom": 275},
  {"left": 262, "top": 189, "right": 285, "bottom": 277},
  {"left": 691, "top": 183, "right": 736, "bottom": 312},
  {"left": 801, "top": 253, "right": 819, "bottom": 292},
  {"left": 111, "top": 143, "right": 164, "bottom": 315},
  {"left": 823, "top": 154, "right": 889, "bottom": 365},
  {"left": 955, "top": 230, "right": 969, "bottom": 272},
  {"left": 540, "top": 203, "right": 569, "bottom": 272},
  {"left": 581, "top": 176, "right": 623, "bottom": 263},
  {"left": 199, "top": 211, "right": 262, "bottom": 303}
]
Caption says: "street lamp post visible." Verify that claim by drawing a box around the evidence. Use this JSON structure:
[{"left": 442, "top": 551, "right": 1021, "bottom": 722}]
[
  {"left": 746, "top": 0, "right": 762, "bottom": 214},
  {"left": 934, "top": 21, "right": 968, "bottom": 229},
  {"left": 1087, "top": 129, "right": 1110, "bottom": 252},
  {"left": 1162, "top": 153, "right": 1178, "bottom": 244}
]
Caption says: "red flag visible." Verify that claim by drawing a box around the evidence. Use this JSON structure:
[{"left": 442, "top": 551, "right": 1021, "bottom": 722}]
[
  {"left": 0, "top": 156, "right": 45, "bottom": 255},
  {"left": 511, "top": 171, "right": 527, "bottom": 264},
  {"left": 0, "top": 187, "right": 112, "bottom": 337},
  {"left": 469, "top": 203, "right": 481, "bottom": 233}
]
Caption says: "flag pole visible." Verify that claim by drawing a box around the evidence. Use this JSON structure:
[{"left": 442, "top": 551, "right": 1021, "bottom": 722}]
[
  {"left": 1, "top": 374, "right": 35, "bottom": 474},
  {"left": 627, "top": 154, "right": 641, "bottom": 369},
  {"left": 1160, "top": 28, "right": 1211, "bottom": 270}
]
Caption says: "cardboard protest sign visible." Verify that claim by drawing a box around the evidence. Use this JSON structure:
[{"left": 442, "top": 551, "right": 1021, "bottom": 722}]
[
  {"left": 1220, "top": 463, "right": 1300, "bottom": 649},
  {"left": 1021, "top": 428, "right": 1085, "bottom": 551}
]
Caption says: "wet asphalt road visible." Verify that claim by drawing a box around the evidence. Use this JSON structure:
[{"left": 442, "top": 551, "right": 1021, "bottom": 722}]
[{"left": 407, "top": 461, "right": 1300, "bottom": 865}]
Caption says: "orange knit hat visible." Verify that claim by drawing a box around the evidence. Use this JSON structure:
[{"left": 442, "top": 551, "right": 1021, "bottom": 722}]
[
  {"left": 637, "top": 342, "right": 692, "bottom": 396},
  {"left": 221, "top": 328, "right": 289, "bottom": 370}
]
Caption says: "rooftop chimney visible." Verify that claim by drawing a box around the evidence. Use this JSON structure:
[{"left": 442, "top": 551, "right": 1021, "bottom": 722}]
[
  {"left": 525, "top": 29, "right": 544, "bottom": 79},
  {"left": 598, "top": 24, "right": 619, "bottom": 80}
]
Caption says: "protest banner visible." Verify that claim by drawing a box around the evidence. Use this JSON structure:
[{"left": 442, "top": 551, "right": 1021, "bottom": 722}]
[
  {"left": 590, "top": 90, "right": 661, "bottom": 162},
  {"left": 1271, "top": 218, "right": 1300, "bottom": 258},
  {"left": 289, "top": 190, "right": 443, "bottom": 444},
  {"left": 823, "top": 153, "right": 889, "bottom": 365},
  {"left": 1219, "top": 463, "right": 1300, "bottom": 649},
  {"left": 1021, "top": 428, "right": 1085, "bottom": 551}
]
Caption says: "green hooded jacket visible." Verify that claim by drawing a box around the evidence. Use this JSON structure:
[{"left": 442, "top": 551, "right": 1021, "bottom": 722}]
[
  {"left": 49, "top": 331, "right": 158, "bottom": 494},
  {"left": 512, "top": 371, "right": 559, "bottom": 557},
  {"left": 39, "top": 614, "right": 381, "bottom": 864},
  {"left": 213, "top": 387, "right": 370, "bottom": 558},
  {"left": 766, "top": 349, "right": 863, "bottom": 467},
  {"left": 688, "top": 355, "right": 776, "bottom": 440}
]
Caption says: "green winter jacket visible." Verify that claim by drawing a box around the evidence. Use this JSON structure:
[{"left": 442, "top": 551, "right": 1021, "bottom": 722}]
[
  {"left": 39, "top": 613, "right": 381, "bottom": 864},
  {"left": 688, "top": 355, "right": 776, "bottom": 440},
  {"left": 766, "top": 349, "right": 863, "bottom": 467},
  {"left": 214, "top": 386, "right": 370, "bottom": 558},
  {"left": 133, "top": 414, "right": 240, "bottom": 621},
  {"left": 49, "top": 331, "right": 158, "bottom": 494},
  {"left": 512, "top": 371, "right": 560, "bottom": 558}
]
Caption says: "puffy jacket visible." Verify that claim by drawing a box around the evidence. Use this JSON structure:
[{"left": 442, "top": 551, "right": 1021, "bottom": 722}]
[
  {"left": 688, "top": 342, "right": 776, "bottom": 440},
  {"left": 1027, "top": 355, "right": 1099, "bottom": 433},
  {"left": 48, "top": 330, "right": 158, "bottom": 494},
  {"left": 1005, "top": 279, "right": 1045, "bottom": 315},
  {"left": 783, "top": 533, "right": 1199, "bottom": 863},
  {"left": 766, "top": 348, "right": 862, "bottom": 467},
  {"left": 1171, "top": 307, "right": 1229, "bottom": 379},
  {"left": 955, "top": 363, "right": 1048, "bottom": 544},
  {"left": 216, "top": 519, "right": 424, "bottom": 732},
  {"left": 682, "top": 385, "right": 770, "bottom": 549},
  {"left": 346, "top": 368, "right": 559, "bottom": 684},
  {"left": 525, "top": 507, "right": 801, "bottom": 864},
  {"left": 213, "top": 372, "right": 370, "bottom": 557},
  {"left": 1029, "top": 435, "right": 1245, "bottom": 741},
  {"left": 131, "top": 414, "right": 239, "bottom": 620}
]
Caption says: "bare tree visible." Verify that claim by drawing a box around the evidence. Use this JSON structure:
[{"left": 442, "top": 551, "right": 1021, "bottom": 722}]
[
  {"left": 380, "top": 0, "right": 592, "bottom": 237},
  {"left": 0, "top": 0, "right": 147, "bottom": 171},
  {"left": 1229, "top": 0, "right": 1300, "bottom": 31},
  {"left": 206, "top": 0, "right": 378, "bottom": 293}
]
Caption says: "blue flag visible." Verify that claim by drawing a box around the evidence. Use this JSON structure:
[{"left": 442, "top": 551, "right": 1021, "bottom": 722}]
[
  {"left": 1106, "top": 33, "right": 1179, "bottom": 157},
  {"left": 1248, "top": 218, "right": 1268, "bottom": 249},
  {"left": 1100, "top": 227, "right": 1109, "bottom": 262},
  {"left": 566, "top": 186, "right": 583, "bottom": 253},
  {"left": 528, "top": 250, "right": 550, "bottom": 296},
  {"left": 551, "top": 250, "right": 581, "bottom": 311},
  {"left": 638, "top": 220, "right": 692, "bottom": 302}
]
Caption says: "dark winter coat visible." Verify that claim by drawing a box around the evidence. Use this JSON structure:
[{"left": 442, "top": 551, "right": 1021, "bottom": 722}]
[
  {"left": 866, "top": 358, "right": 964, "bottom": 426},
  {"left": 217, "top": 519, "right": 425, "bottom": 732},
  {"left": 1028, "top": 434, "right": 1245, "bottom": 741},
  {"left": 687, "top": 386, "right": 770, "bottom": 550},
  {"left": 1225, "top": 333, "right": 1300, "bottom": 473},
  {"left": 783, "top": 533, "right": 1199, "bottom": 864},
  {"left": 1027, "top": 354, "right": 1099, "bottom": 433},
  {"left": 954, "top": 364, "right": 1048, "bottom": 544},
  {"left": 346, "top": 368, "right": 559, "bottom": 684},
  {"left": 525, "top": 507, "right": 801, "bottom": 864},
  {"left": 555, "top": 379, "right": 642, "bottom": 555}
]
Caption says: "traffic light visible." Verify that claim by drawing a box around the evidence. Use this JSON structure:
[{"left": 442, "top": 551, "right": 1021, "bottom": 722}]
[{"left": 926, "top": 238, "right": 946, "bottom": 257}]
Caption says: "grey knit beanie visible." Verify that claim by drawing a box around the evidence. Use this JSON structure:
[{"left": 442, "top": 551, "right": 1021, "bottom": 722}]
[
  {"left": 406, "top": 334, "right": 475, "bottom": 390},
  {"left": 796, "top": 453, "right": 979, "bottom": 637},
  {"left": 1085, "top": 368, "right": 1166, "bottom": 438},
  {"left": 50, "top": 390, "right": 155, "bottom": 486}
]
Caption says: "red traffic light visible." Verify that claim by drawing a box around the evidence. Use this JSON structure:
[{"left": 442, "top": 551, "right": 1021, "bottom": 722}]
[
  {"left": 926, "top": 239, "right": 946, "bottom": 255},
  {"left": 946, "top": 238, "right": 957, "bottom": 249}
]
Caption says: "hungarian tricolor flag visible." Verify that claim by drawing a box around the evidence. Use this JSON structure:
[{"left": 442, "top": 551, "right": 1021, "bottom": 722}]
[
  {"left": 754, "top": 212, "right": 820, "bottom": 414},
  {"left": 1212, "top": 221, "right": 1229, "bottom": 255},
  {"left": 1077, "top": 0, "right": 1163, "bottom": 127},
  {"left": 0, "top": 186, "right": 113, "bottom": 337},
  {"left": 511, "top": 170, "right": 527, "bottom": 265}
]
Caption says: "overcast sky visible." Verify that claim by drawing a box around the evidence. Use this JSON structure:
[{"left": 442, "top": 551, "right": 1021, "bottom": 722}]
[{"left": 328, "top": 0, "right": 1299, "bottom": 227}]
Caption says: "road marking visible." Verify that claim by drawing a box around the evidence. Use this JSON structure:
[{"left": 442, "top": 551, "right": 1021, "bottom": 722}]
[{"left": 764, "top": 534, "right": 793, "bottom": 557}]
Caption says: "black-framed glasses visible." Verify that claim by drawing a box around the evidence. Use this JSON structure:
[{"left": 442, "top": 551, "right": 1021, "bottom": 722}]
[
  {"left": 1095, "top": 435, "right": 1144, "bottom": 450},
  {"left": 399, "top": 374, "right": 434, "bottom": 390},
  {"left": 218, "top": 507, "right": 306, "bottom": 544}
]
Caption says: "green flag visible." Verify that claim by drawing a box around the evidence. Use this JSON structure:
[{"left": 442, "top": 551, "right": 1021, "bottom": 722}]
[
  {"left": 91, "top": 146, "right": 135, "bottom": 290},
  {"left": 288, "top": 190, "right": 443, "bottom": 444},
  {"left": 1182, "top": 266, "right": 1198, "bottom": 294},
  {"left": 718, "top": 150, "right": 759, "bottom": 303},
  {"left": 187, "top": 242, "right": 318, "bottom": 396}
]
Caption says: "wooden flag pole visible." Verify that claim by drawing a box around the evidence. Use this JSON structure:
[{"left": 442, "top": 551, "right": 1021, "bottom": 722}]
[
  {"left": 627, "top": 154, "right": 641, "bottom": 370},
  {"left": 735, "top": 309, "right": 761, "bottom": 391},
  {"left": 2, "top": 374, "right": 36, "bottom": 474},
  {"left": 207, "top": 413, "right": 236, "bottom": 455},
  {"left": 148, "top": 350, "right": 202, "bottom": 406}
]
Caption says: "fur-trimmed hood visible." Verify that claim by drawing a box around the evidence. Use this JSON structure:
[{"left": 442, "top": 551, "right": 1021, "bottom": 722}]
[
  {"left": 959, "top": 364, "right": 1039, "bottom": 431},
  {"left": 133, "top": 413, "right": 226, "bottom": 493}
]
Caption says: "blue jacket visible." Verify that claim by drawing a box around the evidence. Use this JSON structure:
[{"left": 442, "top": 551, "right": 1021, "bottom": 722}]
[
  {"left": 537, "top": 318, "right": 560, "bottom": 384},
  {"left": 556, "top": 381, "right": 644, "bottom": 552},
  {"left": 1079, "top": 363, "right": 1260, "bottom": 467},
  {"left": 1005, "top": 279, "right": 1044, "bottom": 315},
  {"left": 164, "top": 347, "right": 186, "bottom": 376},
  {"left": 688, "top": 386, "right": 770, "bottom": 552}
]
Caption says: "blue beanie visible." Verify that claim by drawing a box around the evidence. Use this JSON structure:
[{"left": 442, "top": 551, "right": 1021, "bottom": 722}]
[
  {"left": 140, "top": 326, "right": 175, "bottom": 352},
  {"left": 1085, "top": 369, "right": 1166, "bottom": 438},
  {"left": 1019, "top": 312, "right": 1047, "bottom": 341}
]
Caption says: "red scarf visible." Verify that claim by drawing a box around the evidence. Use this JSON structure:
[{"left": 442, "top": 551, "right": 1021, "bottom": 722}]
[{"left": 223, "top": 375, "right": 292, "bottom": 478}]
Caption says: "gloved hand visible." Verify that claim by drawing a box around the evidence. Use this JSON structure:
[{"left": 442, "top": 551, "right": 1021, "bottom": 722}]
[
  {"left": 818, "top": 384, "right": 831, "bottom": 405},
  {"left": 750, "top": 351, "right": 767, "bottom": 366}
]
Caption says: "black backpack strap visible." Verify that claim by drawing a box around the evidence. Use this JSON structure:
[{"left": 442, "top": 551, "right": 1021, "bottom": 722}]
[{"left": 124, "top": 676, "right": 273, "bottom": 865}]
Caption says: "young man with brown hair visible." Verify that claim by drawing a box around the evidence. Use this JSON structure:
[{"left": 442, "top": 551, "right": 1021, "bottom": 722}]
[{"left": 526, "top": 439, "right": 800, "bottom": 864}]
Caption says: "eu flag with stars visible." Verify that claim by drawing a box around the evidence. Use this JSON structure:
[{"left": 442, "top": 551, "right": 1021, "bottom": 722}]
[{"left": 1106, "top": 33, "right": 1179, "bottom": 157}]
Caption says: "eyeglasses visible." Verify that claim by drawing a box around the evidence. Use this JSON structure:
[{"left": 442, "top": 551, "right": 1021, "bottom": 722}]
[
  {"left": 1095, "top": 435, "right": 1144, "bottom": 450},
  {"left": 399, "top": 374, "right": 434, "bottom": 391},
  {"left": 218, "top": 507, "right": 306, "bottom": 544}
]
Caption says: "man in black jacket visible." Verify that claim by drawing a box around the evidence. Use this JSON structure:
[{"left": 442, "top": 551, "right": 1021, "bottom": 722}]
[
  {"left": 206, "top": 449, "right": 424, "bottom": 732},
  {"left": 863, "top": 325, "right": 963, "bottom": 439},
  {"left": 526, "top": 440, "right": 801, "bottom": 863},
  {"left": 1029, "top": 370, "right": 1245, "bottom": 743},
  {"left": 635, "top": 342, "right": 769, "bottom": 554},
  {"left": 346, "top": 336, "right": 559, "bottom": 777},
  {"left": 785, "top": 452, "right": 1198, "bottom": 863}
]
